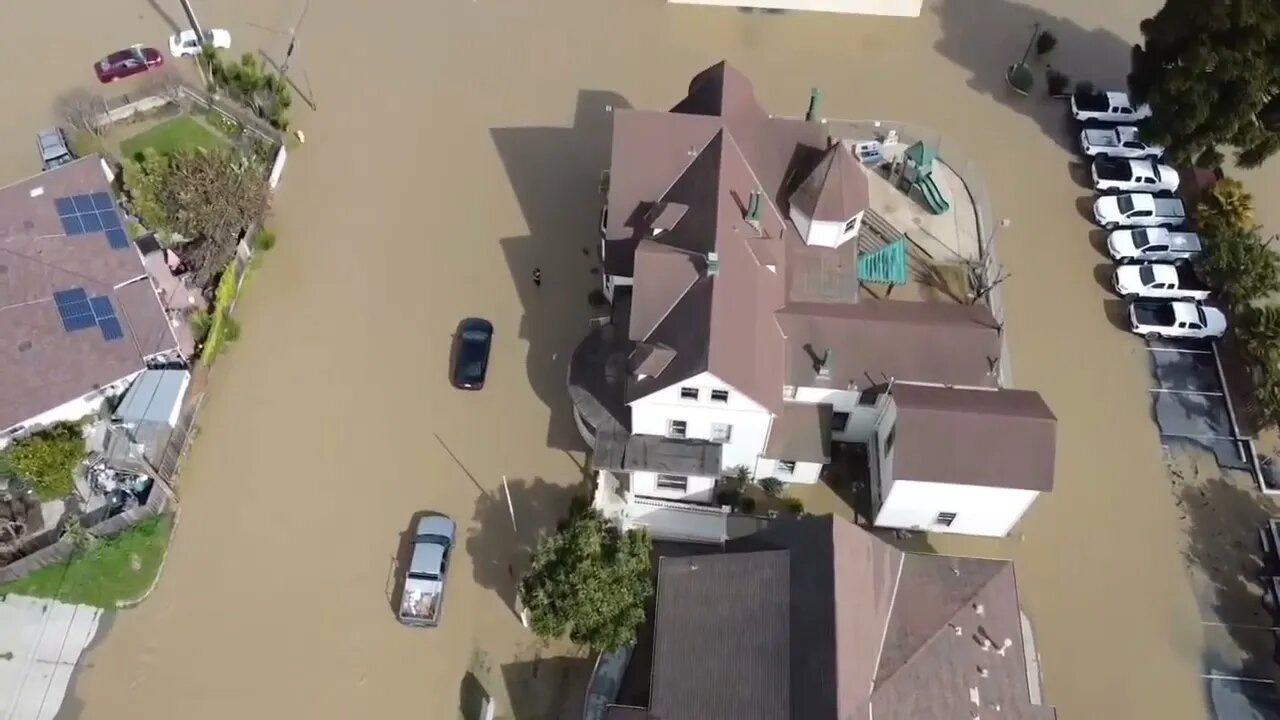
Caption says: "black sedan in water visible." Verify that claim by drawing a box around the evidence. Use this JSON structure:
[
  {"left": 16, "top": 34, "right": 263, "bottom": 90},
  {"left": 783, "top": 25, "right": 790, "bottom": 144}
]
[{"left": 451, "top": 318, "right": 493, "bottom": 390}]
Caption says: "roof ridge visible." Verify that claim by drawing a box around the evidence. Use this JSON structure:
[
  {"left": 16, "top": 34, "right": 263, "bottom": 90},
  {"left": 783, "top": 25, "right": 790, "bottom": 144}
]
[{"left": 871, "top": 557, "right": 1008, "bottom": 693}]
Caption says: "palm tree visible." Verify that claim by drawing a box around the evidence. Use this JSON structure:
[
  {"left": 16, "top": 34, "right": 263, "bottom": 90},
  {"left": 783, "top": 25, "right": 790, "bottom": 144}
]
[
  {"left": 1196, "top": 224, "right": 1280, "bottom": 309},
  {"left": 1198, "top": 177, "right": 1255, "bottom": 235},
  {"left": 1236, "top": 304, "right": 1280, "bottom": 365}
]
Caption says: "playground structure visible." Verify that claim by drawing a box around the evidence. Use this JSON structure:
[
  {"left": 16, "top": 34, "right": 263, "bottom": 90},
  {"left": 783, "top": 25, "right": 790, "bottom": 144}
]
[{"left": 892, "top": 140, "right": 951, "bottom": 215}]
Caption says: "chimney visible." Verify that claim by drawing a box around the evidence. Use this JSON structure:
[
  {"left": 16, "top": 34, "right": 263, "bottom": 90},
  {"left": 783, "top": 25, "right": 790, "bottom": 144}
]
[
  {"left": 974, "top": 603, "right": 985, "bottom": 616},
  {"left": 817, "top": 349, "right": 833, "bottom": 379},
  {"left": 706, "top": 252, "right": 720, "bottom": 277},
  {"left": 805, "top": 87, "right": 820, "bottom": 122},
  {"left": 978, "top": 667, "right": 989, "bottom": 678}
]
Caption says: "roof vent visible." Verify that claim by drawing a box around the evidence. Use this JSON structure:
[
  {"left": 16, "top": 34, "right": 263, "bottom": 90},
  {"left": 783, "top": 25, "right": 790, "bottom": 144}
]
[
  {"left": 17, "top": 340, "right": 31, "bottom": 353},
  {"left": 997, "top": 638, "right": 1013, "bottom": 656},
  {"left": 969, "top": 687, "right": 980, "bottom": 706},
  {"left": 817, "top": 349, "right": 833, "bottom": 379},
  {"left": 28, "top": 186, "right": 43, "bottom": 198},
  {"left": 978, "top": 667, "right": 989, "bottom": 678},
  {"left": 974, "top": 603, "right": 985, "bottom": 616},
  {"left": 949, "top": 623, "right": 962, "bottom": 635},
  {"left": 706, "top": 252, "right": 719, "bottom": 277}
]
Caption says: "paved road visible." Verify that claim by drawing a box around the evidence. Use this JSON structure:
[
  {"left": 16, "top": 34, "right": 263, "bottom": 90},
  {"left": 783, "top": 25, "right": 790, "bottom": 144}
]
[{"left": 0, "top": 0, "right": 1235, "bottom": 718}]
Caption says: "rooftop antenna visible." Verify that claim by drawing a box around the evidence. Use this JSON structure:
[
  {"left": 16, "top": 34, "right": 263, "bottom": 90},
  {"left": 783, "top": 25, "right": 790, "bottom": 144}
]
[
  {"left": 805, "top": 87, "right": 820, "bottom": 122},
  {"left": 746, "top": 191, "right": 762, "bottom": 224},
  {"left": 817, "top": 349, "right": 833, "bottom": 379}
]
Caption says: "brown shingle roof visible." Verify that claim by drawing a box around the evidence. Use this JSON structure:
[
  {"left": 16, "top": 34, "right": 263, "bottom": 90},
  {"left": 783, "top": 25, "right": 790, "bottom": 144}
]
[
  {"left": 790, "top": 141, "right": 870, "bottom": 222},
  {"left": 763, "top": 401, "right": 831, "bottom": 463},
  {"left": 659, "top": 515, "right": 1057, "bottom": 720},
  {"left": 890, "top": 384, "right": 1057, "bottom": 491},
  {"left": 0, "top": 157, "right": 178, "bottom": 431}
]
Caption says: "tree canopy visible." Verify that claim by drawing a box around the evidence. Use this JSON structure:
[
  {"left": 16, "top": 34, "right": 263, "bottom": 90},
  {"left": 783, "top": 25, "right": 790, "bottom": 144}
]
[
  {"left": 1129, "top": 0, "right": 1280, "bottom": 167},
  {"left": 519, "top": 502, "right": 652, "bottom": 653},
  {"left": 1196, "top": 224, "right": 1280, "bottom": 309},
  {"left": 5, "top": 423, "right": 86, "bottom": 501},
  {"left": 122, "top": 146, "right": 270, "bottom": 288}
]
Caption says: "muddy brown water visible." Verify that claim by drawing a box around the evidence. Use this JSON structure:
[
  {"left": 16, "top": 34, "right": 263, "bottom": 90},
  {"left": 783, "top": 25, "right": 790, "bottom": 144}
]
[{"left": 0, "top": 0, "right": 1231, "bottom": 718}]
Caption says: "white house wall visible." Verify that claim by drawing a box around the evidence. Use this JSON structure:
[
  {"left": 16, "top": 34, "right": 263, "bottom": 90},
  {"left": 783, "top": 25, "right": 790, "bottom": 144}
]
[
  {"left": 630, "top": 471, "right": 717, "bottom": 503},
  {"left": 754, "top": 457, "right": 822, "bottom": 484},
  {"left": 0, "top": 371, "right": 141, "bottom": 448},
  {"left": 630, "top": 372, "right": 772, "bottom": 471},
  {"left": 873, "top": 479, "right": 1039, "bottom": 538},
  {"left": 668, "top": 0, "right": 923, "bottom": 17},
  {"left": 792, "top": 386, "right": 887, "bottom": 443}
]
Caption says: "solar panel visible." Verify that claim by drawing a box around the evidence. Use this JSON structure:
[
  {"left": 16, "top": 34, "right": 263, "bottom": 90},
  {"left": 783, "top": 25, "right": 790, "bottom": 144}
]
[
  {"left": 105, "top": 228, "right": 129, "bottom": 249},
  {"left": 98, "top": 317, "right": 124, "bottom": 342},
  {"left": 60, "top": 214, "right": 83, "bottom": 235},
  {"left": 99, "top": 209, "right": 121, "bottom": 229},
  {"left": 62, "top": 311, "right": 98, "bottom": 332},
  {"left": 80, "top": 211, "right": 103, "bottom": 233},
  {"left": 53, "top": 288, "right": 88, "bottom": 307},
  {"left": 54, "top": 197, "right": 76, "bottom": 216},
  {"left": 89, "top": 296, "right": 115, "bottom": 320},
  {"left": 91, "top": 192, "right": 114, "bottom": 211},
  {"left": 73, "top": 194, "right": 96, "bottom": 213}
]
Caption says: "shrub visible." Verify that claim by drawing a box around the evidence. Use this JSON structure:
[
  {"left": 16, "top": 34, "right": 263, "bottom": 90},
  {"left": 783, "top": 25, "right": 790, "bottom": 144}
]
[
  {"left": 1195, "top": 225, "right": 1280, "bottom": 309},
  {"left": 1046, "top": 69, "right": 1071, "bottom": 97},
  {"left": 1006, "top": 64, "right": 1034, "bottom": 94},
  {"left": 782, "top": 497, "right": 806, "bottom": 515},
  {"left": 715, "top": 488, "right": 741, "bottom": 508},
  {"left": 1236, "top": 304, "right": 1280, "bottom": 367},
  {"left": 1035, "top": 30, "right": 1058, "bottom": 55},
  {"left": 739, "top": 496, "right": 757, "bottom": 514},
  {"left": 4, "top": 424, "right": 85, "bottom": 501},
  {"left": 188, "top": 309, "right": 213, "bottom": 343},
  {"left": 222, "top": 316, "right": 242, "bottom": 343},
  {"left": 255, "top": 228, "right": 277, "bottom": 252},
  {"left": 760, "top": 477, "right": 784, "bottom": 497}
]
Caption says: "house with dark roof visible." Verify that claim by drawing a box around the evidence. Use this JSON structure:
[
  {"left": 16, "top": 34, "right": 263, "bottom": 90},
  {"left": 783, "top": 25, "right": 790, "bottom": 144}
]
[
  {"left": 0, "top": 157, "right": 182, "bottom": 444},
  {"left": 603, "top": 514, "right": 1056, "bottom": 719},
  {"left": 569, "top": 62, "right": 1056, "bottom": 539}
]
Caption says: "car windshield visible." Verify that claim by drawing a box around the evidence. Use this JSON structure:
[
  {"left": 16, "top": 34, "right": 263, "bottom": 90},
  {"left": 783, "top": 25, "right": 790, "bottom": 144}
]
[
  {"left": 462, "top": 330, "right": 488, "bottom": 342},
  {"left": 1197, "top": 306, "right": 1208, "bottom": 326},
  {"left": 1138, "top": 266, "right": 1156, "bottom": 285},
  {"left": 1131, "top": 229, "right": 1149, "bottom": 249},
  {"left": 1118, "top": 196, "right": 1136, "bottom": 214}
]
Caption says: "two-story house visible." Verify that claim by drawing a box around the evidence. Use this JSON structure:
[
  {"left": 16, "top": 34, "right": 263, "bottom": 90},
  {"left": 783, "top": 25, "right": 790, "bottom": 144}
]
[{"left": 569, "top": 61, "right": 1056, "bottom": 539}]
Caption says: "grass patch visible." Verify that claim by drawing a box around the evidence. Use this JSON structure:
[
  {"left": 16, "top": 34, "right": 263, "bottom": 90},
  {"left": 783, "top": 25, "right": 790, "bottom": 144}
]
[
  {"left": 201, "top": 262, "right": 241, "bottom": 365},
  {"left": 0, "top": 516, "right": 172, "bottom": 608},
  {"left": 67, "top": 129, "right": 104, "bottom": 159},
  {"left": 120, "top": 116, "right": 224, "bottom": 161}
]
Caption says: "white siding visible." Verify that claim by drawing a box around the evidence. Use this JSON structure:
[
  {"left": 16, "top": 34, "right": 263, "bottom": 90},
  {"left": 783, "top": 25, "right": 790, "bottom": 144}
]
[
  {"left": 754, "top": 457, "right": 822, "bottom": 484},
  {"left": 792, "top": 386, "right": 887, "bottom": 443},
  {"left": 630, "top": 372, "right": 772, "bottom": 471},
  {"left": 668, "top": 0, "right": 923, "bottom": 16},
  {"left": 630, "top": 471, "right": 717, "bottom": 504},
  {"left": 873, "top": 479, "right": 1039, "bottom": 538},
  {"left": 0, "top": 371, "right": 140, "bottom": 449}
]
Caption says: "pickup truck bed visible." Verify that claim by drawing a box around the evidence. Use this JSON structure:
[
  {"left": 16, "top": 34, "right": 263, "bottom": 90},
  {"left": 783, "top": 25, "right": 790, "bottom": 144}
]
[
  {"left": 1074, "top": 92, "right": 1110, "bottom": 112},
  {"left": 400, "top": 577, "right": 444, "bottom": 626},
  {"left": 1083, "top": 129, "right": 1119, "bottom": 147},
  {"left": 1131, "top": 301, "right": 1175, "bottom": 328},
  {"left": 1174, "top": 264, "right": 1210, "bottom": 291},
  {"left": 1094, "top": 158, "right": 1131, "bottom": 180}
]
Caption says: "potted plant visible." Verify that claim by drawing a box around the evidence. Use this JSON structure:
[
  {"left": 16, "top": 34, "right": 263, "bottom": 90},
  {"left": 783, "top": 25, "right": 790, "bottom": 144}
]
[
  {"left": 1046, "top": 69, "right": 1071, "bottom": 98},
  {"left": 1006, "top": 63, "right": 1035, "bottom": 95},
  {"left": 1035, "top": 30, "right": 1058, "bottom": 56}
]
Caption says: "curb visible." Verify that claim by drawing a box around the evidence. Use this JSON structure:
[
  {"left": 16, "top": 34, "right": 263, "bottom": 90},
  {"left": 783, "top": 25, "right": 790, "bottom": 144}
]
[{"left": 114, "top": 508, "right": 181, "bottom": 610}]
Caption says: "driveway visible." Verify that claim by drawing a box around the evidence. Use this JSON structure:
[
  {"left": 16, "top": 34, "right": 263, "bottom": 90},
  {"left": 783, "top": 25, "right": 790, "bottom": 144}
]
[{"left": 0, "top": 0, "right": 1251, "bottom": 718}]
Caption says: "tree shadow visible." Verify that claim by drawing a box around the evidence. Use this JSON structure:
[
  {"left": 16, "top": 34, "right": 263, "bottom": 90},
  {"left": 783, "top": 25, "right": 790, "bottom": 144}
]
[
  {"left": 1172, "top": 444, "right": 1280, "bottom": 717},
  {"left": 465, "top": 475, "right": 586, "bottom": 615},
  {"left": 145, "top": 0, "right": 181, "bottom": 33},
  {"left": 932, "top": 0, "right": 1134, "bottom": 152},
  {"left": 499, "top": 653, "right": 594, "bottom": 720},
  {"left": 492, "top": 90, "right": 631, "bottom": 453}
]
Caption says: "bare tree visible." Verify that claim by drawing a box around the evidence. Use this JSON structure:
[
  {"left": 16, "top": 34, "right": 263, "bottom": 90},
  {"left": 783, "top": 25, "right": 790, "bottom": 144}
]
[
  {"left": 144, "top": 66, "right": 186, "bottom": 106},
  {"left": 966, "top": 260, "right": 1011, "bottom": 305},
  {"left": 53, "top": 88, "right": 109, "bottom": 136}
]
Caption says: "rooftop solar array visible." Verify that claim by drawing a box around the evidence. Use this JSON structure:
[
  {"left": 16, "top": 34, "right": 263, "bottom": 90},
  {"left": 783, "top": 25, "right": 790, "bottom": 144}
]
[
  {"left": 53, "top": 192, "right": 129, "bottom": 250},
  {"left": 52, "top": 287, "right": 125, "bottom": 342}
]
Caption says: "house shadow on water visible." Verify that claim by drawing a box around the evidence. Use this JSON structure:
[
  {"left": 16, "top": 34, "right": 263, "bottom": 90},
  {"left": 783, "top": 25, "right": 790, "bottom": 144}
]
[
  {"left": 492, "top": 90, "right": 632, "bottom": 453},
  {"left": 931, "top": 0, "right": 1136, "bottom": 152}
]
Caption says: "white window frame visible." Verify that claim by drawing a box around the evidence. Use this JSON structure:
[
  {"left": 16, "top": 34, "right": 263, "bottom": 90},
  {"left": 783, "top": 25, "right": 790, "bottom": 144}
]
[
  {"left": 710, "top": 389, "right": 729, "bottom": 403},
  {"left": 667, "top": 420, "right": 687, "bottom": 439},
  {"left": 679, "top": 387, "right": 699, "bottom": 401},
  {"left": 935, "top": 511, "right": 957, "bottom": 527},
  {"left": 657, "top": 474, "right": 688, "bottom": 491},
  {"left": 777, "top": 460, "right": 796, "bottom": 474},
  {"left": 710, "top": 423, "right": 732, "bottom": 443},
  {"left": 832, "top": 411, "right": 850, "bottom": 432}
]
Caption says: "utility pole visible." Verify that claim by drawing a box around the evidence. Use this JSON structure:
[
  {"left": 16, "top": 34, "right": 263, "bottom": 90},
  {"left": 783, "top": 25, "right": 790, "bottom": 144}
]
[
  {"left": 281, "top": 0, "right": 311, "bottom": 76},
  {"left": 177, "top": 0, "right": 204, "bottom": 38}
]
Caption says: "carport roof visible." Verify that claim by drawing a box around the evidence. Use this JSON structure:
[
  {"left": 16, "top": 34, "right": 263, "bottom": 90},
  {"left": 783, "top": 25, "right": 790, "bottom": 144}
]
[{"left": 890, "top": 383, "right": 1057, "bottom": 491}]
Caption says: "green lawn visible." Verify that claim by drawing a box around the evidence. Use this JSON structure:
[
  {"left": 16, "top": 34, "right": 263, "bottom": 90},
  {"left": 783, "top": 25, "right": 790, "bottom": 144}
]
[
  {"left": 0, "top": 515, "right": 173, "bottom": 608},
  {"left": 120, "top": 116, "right": 224, "bottom": 160}
]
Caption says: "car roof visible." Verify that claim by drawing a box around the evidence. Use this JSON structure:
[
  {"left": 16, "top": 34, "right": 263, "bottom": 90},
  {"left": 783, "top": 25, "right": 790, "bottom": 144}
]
[
  {"left": 37, "top": 129, "right": 66, "bottom": 158},
  {"left": 416, "top": 514, "right": 456, "bottom": 540},
  {"left": 410, "top": 542, "right": 446, "bottom": 576}
]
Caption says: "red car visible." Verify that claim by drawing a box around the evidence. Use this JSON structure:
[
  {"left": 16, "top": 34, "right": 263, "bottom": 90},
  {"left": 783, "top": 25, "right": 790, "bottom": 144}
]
[{"left": 95, "top": 45, "right": 164, "bottom": 83}]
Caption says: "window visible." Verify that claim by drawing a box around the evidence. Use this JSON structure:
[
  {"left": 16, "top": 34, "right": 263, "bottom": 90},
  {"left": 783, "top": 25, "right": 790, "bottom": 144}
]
[
  {"left": 680, "top": 387, "right": 699, "bottom": 401},
  {"left": 832, "top": 412, "right": 850, "bottom": 432},
  {"left": 783, "top": 385, "right": 797, "bottom": 399},
  {"left": 845, "top": 215, "right": 860, "bottom": 232},
  {"left": 935, "top": 512, "right": 958, "bottom": 527},
  {"left": 884, "top": 427, "right": 897, "bottom": 454},
  {"left": 710, "top": 423, "right": 733, "bottom": 443},
  {"left": 857, "top": 390, "right": 881, "bottom": 407},
  {"left": 668, "top": 420, "right": 687, "bottom": 439},
  {"left": 710, "top": 390, "right": 729, "bottom": 403},
  {"left": 777, "top": 460, "right": 797, "bottom": 474},
  {"left": 657, "top": 474, "right": 688, "bottom": 491}
]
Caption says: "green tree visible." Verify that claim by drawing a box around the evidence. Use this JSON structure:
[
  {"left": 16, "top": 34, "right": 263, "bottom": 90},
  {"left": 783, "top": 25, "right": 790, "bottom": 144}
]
[
  {"left": 1252, "top": 361, "right": 1280, "bottom": 430},
  {"left": 1128, "top": 0, "right": 1280, "bottom": 167},
  {"left": 520, "top": 502, "right": 651, "bottom": 652},
  {"left": 1197, "top": 177, "right": 1256, "bottom": 236},
  {"left": 1196, "top": 225, "right": 1280, "bottom": 309},
  {"left": 1236, "top": 304, "right": 1280, "bottom": 366},
  {"left": 5, "top": 423, "right": 86, "bottom": 501},
  {"left": 121, "top": 148, "right": 172, "bottom": 231}
]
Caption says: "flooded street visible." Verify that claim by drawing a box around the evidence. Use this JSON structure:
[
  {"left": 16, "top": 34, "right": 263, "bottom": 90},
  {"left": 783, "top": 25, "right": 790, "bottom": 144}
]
[{"left": 0, "top": 0, "right": 1238, "bottom": 717}]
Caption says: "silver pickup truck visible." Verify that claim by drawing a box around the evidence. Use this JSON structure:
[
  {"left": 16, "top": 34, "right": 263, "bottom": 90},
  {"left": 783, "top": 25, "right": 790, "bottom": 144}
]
[{"left": 398, "top": 514, "right": 455, "bottom": 628}]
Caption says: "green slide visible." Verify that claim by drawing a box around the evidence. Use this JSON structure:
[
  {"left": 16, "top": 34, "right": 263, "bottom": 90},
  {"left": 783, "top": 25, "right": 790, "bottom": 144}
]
[{"left": 913, "top": 175, "right": 950, "bottom": 215}]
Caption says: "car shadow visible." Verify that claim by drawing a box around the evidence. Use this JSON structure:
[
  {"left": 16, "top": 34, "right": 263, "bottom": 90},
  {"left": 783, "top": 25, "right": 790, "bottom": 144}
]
[
  {"left": 1068, "top": 160, "right": 1094, "bottom": 189},
  {"left": 492, "top": 90, "right": 629, "bottom": 453},
  {"left": 932, "top": 0, "right": 1136, "bottom": 152},
  {"left": 1102, "top": 298, "right": 1132, "bottom": 333},
  {"left": 1076, "top": 195, "right": 1098, "bottom": 223},
  {"left": 1088, "top": 229, "right": 1112, "bottom": 259},
  {"left": 1093, "top": 262, "right": 1118, "bottom": 295}
]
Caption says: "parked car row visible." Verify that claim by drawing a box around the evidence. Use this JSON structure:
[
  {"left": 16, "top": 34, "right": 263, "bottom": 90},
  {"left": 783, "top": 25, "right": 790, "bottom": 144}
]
[{"left": 1073, "top": 90, "right": 1227, "bottom": 342}]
